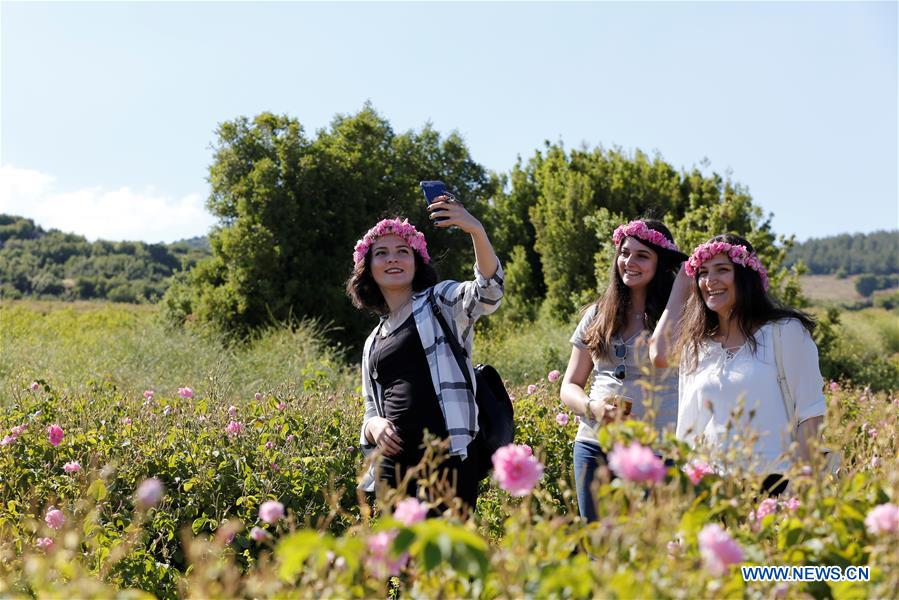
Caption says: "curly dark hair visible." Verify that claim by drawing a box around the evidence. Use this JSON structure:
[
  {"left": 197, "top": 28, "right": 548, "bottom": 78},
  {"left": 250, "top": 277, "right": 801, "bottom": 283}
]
[
  {"left": 582, "top": 219, "right": 683, "bottom": 361},
  {"left": 345, "top": 246, "right": 439, "bottom": 315},
  {"left": 677, "top": 233, "right": 815, "bottom": 372}
]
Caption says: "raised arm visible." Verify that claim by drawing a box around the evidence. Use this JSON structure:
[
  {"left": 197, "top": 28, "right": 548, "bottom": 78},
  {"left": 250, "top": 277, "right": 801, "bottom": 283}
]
[
  {"left": 650, "top": 264, "right": 691, "bottom": 369},
  {"left": 428, "top": 196, "right": 499, "bottom": 279}
]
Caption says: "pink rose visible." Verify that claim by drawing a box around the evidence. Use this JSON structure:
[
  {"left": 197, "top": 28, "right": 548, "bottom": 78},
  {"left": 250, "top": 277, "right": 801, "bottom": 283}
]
[
  {"left": 547, "top": 370, "right": 561, "bottom": 382},
  {"left": 143, "top": 390, "right": 154, "bottom": 399},
  {"left": 277, "top": 402, "right": 286, "bottom": 412},
  {"left": 1, "top": 435, "right": 15, "bottom": 447},
  {"left": 259, "top": 500, "right": 284, "bottom": 524},
  {"left": 63, "top": 461, "right": 81, "bottom": 473},
  {"left": 30, "top": 381, "right": 41, "bottom": 392},
  {"left": 555, "top": 412, "right": 569, "bottom": 426},
  {"left": 698, "top": 524, "right": 744, "bottom": 576},
  {"left": 492, "top": 444, "right": 544, "bottom": 496},
  {"left": 394, "top": 498, "right": 428, "bottom": 526},
  {"left": 136, "top": 478, "right": 164, "bottom": 507},
  {"left": 828, "top": 381, "right": 839, "bottom": 393},
  {"left": 11, "top": 424, "right": 26, "bottom": 436},
  {"left": 366, "top": 530, "right": 409, "bottom": 578},
  {"left": 225, "top": 421, "right": 245, "bottom": 436},
  {"left": 228, "top": 405, "right": 238, "bottom": 417},
  {"left": 782, "top": 497, "right": 800, "bottom": 513},
  {"left": 46, "top": 424, "right": 64, "bottom": 447},
  {"left": 250, "top": 526, "right": 270, "bottom": 542},
  {"left": 45, "top": 508, "right": 65, "bottom": 530},
  {"left": 865, "top": 503, "right": 899, "bottom": 536},
  {"left": 286, "top": 434, "right": 296, "bottom": 443},
  {"left": 755, "top": 498, "right": 778, "bottom": 521},
  {"left": 265, "top": 441, "right": 274, "bottom": 450},
  {"left": 36, "top": 537, "right": 54, "bottom": 551},
  {"left": 527, "top": 384, "right": 537, "bottom": 395},
  {"left": 607, "top": 442, "right": 666, "bottom": 484},
  {"left": 178, "top": 387, "right": 194, "bottom": 399},
  {"left": 254, "top": 392, "right": 263, "bottom": 401},
  {"left": 684, "top": 460, "right": 714, "bottom": 485}
]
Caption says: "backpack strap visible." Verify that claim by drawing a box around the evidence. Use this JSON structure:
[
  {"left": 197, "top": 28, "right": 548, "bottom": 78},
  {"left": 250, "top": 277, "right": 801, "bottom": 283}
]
[
  {"left": 428, "top": 290, "right": 474, "bottom": 394},
  {"left": 772, "top": 321, "right": 798, "bottom": 441}
]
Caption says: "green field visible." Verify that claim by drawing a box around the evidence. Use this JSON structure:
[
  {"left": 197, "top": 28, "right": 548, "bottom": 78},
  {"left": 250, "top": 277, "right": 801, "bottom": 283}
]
[{"left": 0, "top": 300, "right": 897, "bottom": 598}]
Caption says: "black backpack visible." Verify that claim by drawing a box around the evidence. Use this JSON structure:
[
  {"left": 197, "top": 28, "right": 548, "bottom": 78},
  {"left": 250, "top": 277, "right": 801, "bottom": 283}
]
[{"left": 428, "top": 292, "right": 514, "bottom": 481}]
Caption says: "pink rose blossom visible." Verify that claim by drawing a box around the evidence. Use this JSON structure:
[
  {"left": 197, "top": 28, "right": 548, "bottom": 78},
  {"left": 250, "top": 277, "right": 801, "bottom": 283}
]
[
  {"left": 865, "top": 503, "right": 899, "bottom": 536},
  {"left": 492, "top": 443, "right": 544, "bottom": 496},
  {"left": 269, "top": 462, "right": 279, "bottom": 471},
  {"left": 555, "top": 412, "right": 569, "bottom": 426},
  {"left": 264, "top": 441, "right": 274, "bottom": 450},
  {"left": 871, "top": 456, "right": 880, "bottom": 469},
  {"left": 259, "top": 500, "right": 284, "bottom": 524},
  {"left": 36, "top": 536, "right": 54, "bottom": 551},
  {"left": 63, "top": 461, "right": 81, "bottom": 473},
  {"left": 1, "top": 435, "right": 15, "bottom": 446},
  {"left": 254, "top": 392, "right": 263, "bottom": 401},
  {"left": 547, "top": 370, "right": 561, "bottom": 382},
  {"left": 228, "top": 405, "right": 238, "bottom": 417},
  {"left": 225, "top": 420, "right": 245, "bottom": 436},
  {"left": 755, "top": 498, "right": 778, "bottom": 521},
  {"left": 684, "top": 460, "right": 714, "bottom": 485},
  {"left": 607, "top": 442, "right": 667, "bottom": 484},
  {"left": 178, "top": 387, "right": 194, "bottom": 399},
  {"left": 698, "top": 524, "right": 744, "bottom": 576},
  {"left": 44, "top": 508, "right": 65, "bottom": 530},
  {"left": 46, "top": 424, "right": 64, "bottom": 447},
  {"left": 353, "top": 218, "right": 430, "bottom": 267},
  {"left": 136, "top": 478, "right": 164, "bottom": 507},
  {"left": 868, "top": 427, "right": 877, "bottom": 438},
  {"left": 143, "top": 390, "right": 154, "bottom": 399},
  {"left": 11, "top": 424, "right": 27, "bottom": 436},
  {"left": 286, "top": 434, "right": 295, "bottom": 443},
  {"left": 250, "top": 526, "right": 270, "bottom": 542},
  {"left": 30, "top": 381, "right": 41, "bottom": 392},
  {"left": 394, "top": 498, "right": 428, "bottom": 526},
  {"left": 527, "top": 384, "right": 537, "bottom": 395},
  {"left": 828, "top": 381, "right": 839, "bottom": 393},
  {"left": 366, "top": 530, "right": 409, "bottom": 578},
  {"left": 782, "top": 497, "right": 800, "bottom": 513},
  {"left": 277, "top": 401, "right": 286, "bottom": 412}
]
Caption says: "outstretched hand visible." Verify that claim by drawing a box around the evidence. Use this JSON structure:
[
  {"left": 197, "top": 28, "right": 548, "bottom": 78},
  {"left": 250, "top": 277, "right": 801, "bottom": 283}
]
[{"left": 427, "top": 195, "right": 484, "bottom": 235}]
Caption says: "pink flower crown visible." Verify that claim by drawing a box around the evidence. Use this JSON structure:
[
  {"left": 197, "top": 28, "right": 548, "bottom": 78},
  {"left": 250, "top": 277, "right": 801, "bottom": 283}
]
[
  {"left": 352, "top": 218, "right": 430, "bottom": 267},
  {"left": 612, "top": 220, "right": 680, "bottom": 252},
  {"left": 684, "top": 240, "right": 769, "bottom": 291}
]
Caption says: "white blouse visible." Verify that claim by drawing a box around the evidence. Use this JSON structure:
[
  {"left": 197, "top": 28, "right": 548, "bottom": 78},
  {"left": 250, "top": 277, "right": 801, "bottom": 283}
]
[{"left": 676, "top": 319, "right": 827, "bottom": 474}]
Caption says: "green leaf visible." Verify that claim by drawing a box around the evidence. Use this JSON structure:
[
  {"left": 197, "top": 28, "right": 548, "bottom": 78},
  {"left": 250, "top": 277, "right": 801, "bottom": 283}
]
[{"left": 276, "top": 530, "right": 327, "bottom": 582}]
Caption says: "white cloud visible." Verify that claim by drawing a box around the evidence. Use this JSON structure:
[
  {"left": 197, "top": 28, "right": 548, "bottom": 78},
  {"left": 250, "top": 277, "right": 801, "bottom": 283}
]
[{"left": 0, "top": 165, "right": 216, "bottom": 243}]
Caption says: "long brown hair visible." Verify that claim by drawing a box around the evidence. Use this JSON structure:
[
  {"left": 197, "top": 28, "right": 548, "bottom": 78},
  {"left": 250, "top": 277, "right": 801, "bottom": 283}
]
[
  {"left": 678, "top": 233, "right": 815, "bottom": 372},
  {"left": 582, "top": 220, "right": 681, "bottom": 361}
]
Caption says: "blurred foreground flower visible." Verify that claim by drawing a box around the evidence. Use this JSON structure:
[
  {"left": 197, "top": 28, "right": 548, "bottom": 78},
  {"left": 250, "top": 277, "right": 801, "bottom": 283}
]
[
  {"left": 492, "top": 443, "right": 544, "bottom": 496},
  {"left": 547, "top": 369, "right": 561, "bottom": 382},
  {"left": 47, "top": 424, "right": 64, "bottom": 447},
  {"left": 608, "top": 442, "right": 666, "bottom": 484},
  {"left": 698, "top": 524, "right": 743, "bottom": 576},
  {"left": 35, "top": 537, "right": 54, "bottom": 551},
  {"left": 366, "top": 531, "right": 409, "bottom": 578},
  {"left": 259, "top": 500, "right": 284, "bottom": 524},
  {"left": 394, "top": 498, "right": 428, "bottom": 526},
  {"left": 136, "top": 478, "right": 164, "bottom": 508},
  {"left": 45, "top": 508, "right": 65, "bottom": 530},
  {"left": 684, "top": 460, "right": 714, "bottom": 485},
  {"left": 555, "top": 412, "right": 569, "bottom": 426},
  {"left": 250, "top": 527, "right": 270, "bottom": 542},
  {"left": 865, "top": 503, "right": 899, "bottom": 536},
  {"left": 527, "top": 384, "right": 537, "bottom": 395},
  {"left": 178, "top": 387, "right": 194, "bottom": 399}
]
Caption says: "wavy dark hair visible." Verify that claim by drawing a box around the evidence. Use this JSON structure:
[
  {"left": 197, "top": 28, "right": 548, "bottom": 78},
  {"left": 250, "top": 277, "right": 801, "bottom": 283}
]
[
  {"left": 678, "top": 233, "right": 815, "bottom": 372},
  {"left": 582, "top": 219, "right": 682, "bottom": 361},
  {"left": 345, "top": 242, "right": 438, "bottom": 316}
]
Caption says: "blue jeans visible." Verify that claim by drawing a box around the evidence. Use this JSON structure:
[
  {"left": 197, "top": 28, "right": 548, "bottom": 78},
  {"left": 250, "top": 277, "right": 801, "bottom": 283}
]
[{"left": 573, "top": 440, "right": 608, "bottom": 523}]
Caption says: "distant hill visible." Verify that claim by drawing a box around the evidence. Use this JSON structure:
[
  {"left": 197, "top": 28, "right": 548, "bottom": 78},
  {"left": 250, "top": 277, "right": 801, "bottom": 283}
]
[
  {"left": 786, "top": 230, "right": 898, "bottom": 275},
  {"left": 0, "top": 214, "right": 210, "bottom": 302}
]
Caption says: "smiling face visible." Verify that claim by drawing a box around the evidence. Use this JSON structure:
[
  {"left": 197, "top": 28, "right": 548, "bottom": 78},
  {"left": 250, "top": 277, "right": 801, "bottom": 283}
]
[
  {"left": 370, "top": 234, "right": 416, "bottom": 292},
  {"left": 616, "top": 237, "right": 658, "bottom": 290},
  {"left": 698, "top": 253, "right": 737, "bottom": 317}
]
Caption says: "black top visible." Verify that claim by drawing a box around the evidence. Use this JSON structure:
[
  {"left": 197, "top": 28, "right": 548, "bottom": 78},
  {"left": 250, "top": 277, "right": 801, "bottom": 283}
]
[{"left": 371, "top": 313, "right": 447, "bottom": 465}]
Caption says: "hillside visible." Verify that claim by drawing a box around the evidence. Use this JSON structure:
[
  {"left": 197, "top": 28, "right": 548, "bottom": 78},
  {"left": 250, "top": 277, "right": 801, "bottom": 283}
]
[{"left": 786, "top": 230, "right": 898, "bottom": 275}]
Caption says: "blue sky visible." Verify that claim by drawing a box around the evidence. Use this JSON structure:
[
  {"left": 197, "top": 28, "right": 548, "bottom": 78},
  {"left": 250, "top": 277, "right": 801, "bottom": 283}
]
[{"left": 1, "top": 1, "right": 896, "bottom": 243}]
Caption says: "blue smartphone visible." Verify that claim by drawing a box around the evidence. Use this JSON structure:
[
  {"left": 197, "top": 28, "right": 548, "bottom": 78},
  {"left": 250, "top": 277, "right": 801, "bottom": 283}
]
[{"left": 420, "top": 180, "right": 450, "bottom": 223}]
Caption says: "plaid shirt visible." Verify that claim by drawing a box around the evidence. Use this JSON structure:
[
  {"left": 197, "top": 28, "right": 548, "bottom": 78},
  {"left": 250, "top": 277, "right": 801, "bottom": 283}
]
[{"left": 358, "top": 263, "right": 504, "bottom": 491}]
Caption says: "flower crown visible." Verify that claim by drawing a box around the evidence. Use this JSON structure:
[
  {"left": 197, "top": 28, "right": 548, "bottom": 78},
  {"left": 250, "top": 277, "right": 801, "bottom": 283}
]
[
  {"left": 612, "top": 220, "right": 680, "bottom": 252},
  {"left": 684, "top": 240, "right": 769, "bottom": 291},
  {"left": 352, "top": 218, "right": 430, "bottom": 267}
]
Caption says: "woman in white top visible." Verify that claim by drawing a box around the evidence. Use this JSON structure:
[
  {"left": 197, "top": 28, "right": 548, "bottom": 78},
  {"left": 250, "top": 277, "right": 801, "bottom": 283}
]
[
  {"left": 674, "top": 233, "right": 826, "bottom": 494},
  {"left": 560, "top": 219, "right": 686, "bottom": 522}
]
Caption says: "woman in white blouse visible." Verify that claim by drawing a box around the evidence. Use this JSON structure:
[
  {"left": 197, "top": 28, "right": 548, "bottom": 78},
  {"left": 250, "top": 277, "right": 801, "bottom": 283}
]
[{"left": 668, "top": 233, "right": 826, "bottom": 494}]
